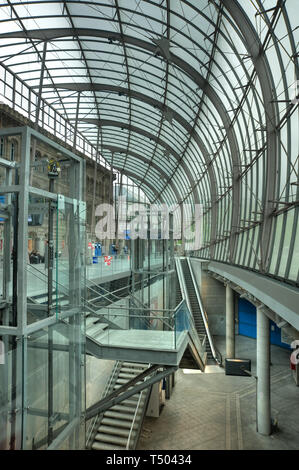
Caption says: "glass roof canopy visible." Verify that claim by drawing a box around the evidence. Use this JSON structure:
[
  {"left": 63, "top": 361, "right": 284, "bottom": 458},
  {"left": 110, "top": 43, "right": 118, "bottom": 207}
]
[{"left": 0, "top": 0, "right": 298, "bottom": 284}]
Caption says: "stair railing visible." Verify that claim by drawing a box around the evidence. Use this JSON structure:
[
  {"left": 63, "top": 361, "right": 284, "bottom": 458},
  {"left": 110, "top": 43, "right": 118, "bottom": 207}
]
[
  {"left": 126, "top": 389, "right": 144, "bottom": 450},
  {"left": 27, "top": 263, "right": 121, "bottom": 328},
  {"left": 86, "top": 360, "right": 122, "bottom": 449},
  {"left": 174, "top": 259, "right": 206, "bottom": 362},
  {"left": 125, "top": 364, "right": 156, "bottom": 450}
]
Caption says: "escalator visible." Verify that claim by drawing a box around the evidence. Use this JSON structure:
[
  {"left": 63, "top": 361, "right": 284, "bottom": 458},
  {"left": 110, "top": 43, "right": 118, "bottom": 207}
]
[{"left": 177, "top": 258, "right": 221, "bottom": 366}]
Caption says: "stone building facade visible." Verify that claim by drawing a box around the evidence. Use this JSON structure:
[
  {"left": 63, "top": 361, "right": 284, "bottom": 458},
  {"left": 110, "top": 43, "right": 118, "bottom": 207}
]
[{"left": 0, "top": 103, "right": 113, "bottom": 259}]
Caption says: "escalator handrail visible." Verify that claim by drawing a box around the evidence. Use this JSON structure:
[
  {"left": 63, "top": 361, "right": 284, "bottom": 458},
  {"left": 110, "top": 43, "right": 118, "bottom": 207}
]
[
  {"left": 186, "top": 257, "right": 221, "bottom": 365},
  {"left": 173, "top": 261, "right": 205, "bottom": 358}
]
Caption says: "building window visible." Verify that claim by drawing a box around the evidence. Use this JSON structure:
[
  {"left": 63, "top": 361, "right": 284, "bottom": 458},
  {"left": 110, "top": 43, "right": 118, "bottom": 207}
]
[
  {"left": 10, "top": 142, "right": 15, "bottom": 161},
  {"left": 0, "top": 137, "right": 4, "bottom": 157}
]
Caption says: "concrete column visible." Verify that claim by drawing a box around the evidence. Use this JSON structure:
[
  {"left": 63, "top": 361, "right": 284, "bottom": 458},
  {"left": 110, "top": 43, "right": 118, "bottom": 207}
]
[
  {"left": 257, "top": 307, "right": 271, "bottom": 435},
  {"left": 256, "top": 308, "right": 271, "bottom": 436},
  {"left": 226, "top": 285, "right": 235, "bottom": 358}
]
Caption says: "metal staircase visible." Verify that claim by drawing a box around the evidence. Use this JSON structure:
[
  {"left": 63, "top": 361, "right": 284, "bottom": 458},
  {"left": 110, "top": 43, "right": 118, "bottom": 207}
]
[
  {"left": 88, "top": 362, "right": 151, "bottom": 451},
  {"left": 26, "top": 263, "right": 123, "bottom": 330}
]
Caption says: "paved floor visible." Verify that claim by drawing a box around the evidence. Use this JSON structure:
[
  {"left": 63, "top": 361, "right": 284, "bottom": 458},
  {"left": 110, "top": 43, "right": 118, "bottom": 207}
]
[{"left": 137, "top": 335, "right": 299, "bottom": 450}]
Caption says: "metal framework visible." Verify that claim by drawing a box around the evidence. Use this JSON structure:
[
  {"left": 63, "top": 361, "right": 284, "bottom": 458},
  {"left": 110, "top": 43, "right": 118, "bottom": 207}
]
[
  {"left": 0, "top": 126, "right": 86, "bottom": 450},
  {"left": 0, "top": 0, "right": 297, "bottom": 284}
]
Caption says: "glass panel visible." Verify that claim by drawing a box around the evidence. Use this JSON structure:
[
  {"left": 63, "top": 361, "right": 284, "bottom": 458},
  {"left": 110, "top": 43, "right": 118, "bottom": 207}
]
[
  {"left": 174, "top": 299, "right": 204, "bottom": 358},
  {"left": 288, "top": 213, "right": 299, "bottom": 282},
  {"left": 0, "top": 334, "right": 22, "bottom": 450},
  {"left": 0, "top": 191, "right": 15, "bottom": 318},
  {"left": 278, "top": 211, "right": 294, "bottom": 278},
  {"left": 25, "top": 319, "right": 85, "bottom": 450},
  {"left": 27, "top": 193, "right": 58, "bottom": 325},
  {"left": 30, "top": 136, "right": 75, "bottom": 199}
]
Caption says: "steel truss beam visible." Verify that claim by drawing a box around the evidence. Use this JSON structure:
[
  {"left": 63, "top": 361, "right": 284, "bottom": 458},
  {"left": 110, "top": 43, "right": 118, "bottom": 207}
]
[{"left": 85, "top": 365, "right": 177, "bottom": 420}]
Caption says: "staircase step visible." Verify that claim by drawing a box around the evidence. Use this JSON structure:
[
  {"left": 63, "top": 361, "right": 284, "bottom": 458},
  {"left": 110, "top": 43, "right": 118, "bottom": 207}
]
[
  {"left": 98, "top": 425, "right": 136, "bottom": 438},
  {"left": 95, "top": 432, "right": 128, "bottom": 446},
  {"left": 86, "top": 323, "right": 108, "bottom": 337},
  {"left": 104, "top": 410, "right": 137, "bottom": 421},
  {"left": 92, "top": 441, "right": 125, "bottom": 451},
  {"left": 120, "top": 367, "right": 143, "bottom": 375},
  {"left": 101, "top": 417, "right": 139, "bottom": 430},
  {"left": 122, "top": 397, "right": 145, "bottom": 407},
  {"left": 118, "top": 372, "right": 139, "bottom": 380},
  {"left": 122, "top": 362, "right": 148, "bottom": 369},
  {"left": 116, "top": 378, "right": 133, "bottom": 384},
  {"left": 113, "top": 383, "right": 143, "bottom": 390},
  {"left": 115, "top": 378, "right": 143, "bottom": 385},
  {"left": 110, "top": 404, "right": 143, "bottom": 414},
  {"left": 86, "top": 316, "right": 96, "bottom": 327}
]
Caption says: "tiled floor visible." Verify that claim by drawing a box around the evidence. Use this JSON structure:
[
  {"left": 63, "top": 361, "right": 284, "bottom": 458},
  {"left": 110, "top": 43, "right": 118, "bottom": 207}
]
[{"left": 137, "top": 335, "right": 299, "bottom": 450}]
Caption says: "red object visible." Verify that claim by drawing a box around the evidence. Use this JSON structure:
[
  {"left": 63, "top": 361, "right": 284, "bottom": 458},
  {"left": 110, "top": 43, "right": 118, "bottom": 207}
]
[{"left": 104, "top": 256, "right": 112, "bottom": 266}]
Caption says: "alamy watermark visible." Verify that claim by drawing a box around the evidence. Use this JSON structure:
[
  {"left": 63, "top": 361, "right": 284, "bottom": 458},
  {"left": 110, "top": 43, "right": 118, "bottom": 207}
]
[{"left": 95, "top": 198, "right": 203, "bottom": 250}]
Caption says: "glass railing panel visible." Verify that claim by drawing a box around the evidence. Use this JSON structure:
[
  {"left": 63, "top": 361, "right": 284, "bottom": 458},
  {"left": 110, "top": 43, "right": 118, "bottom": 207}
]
[
  {"left": 88, "top": 301, "right": 176, "bottom": 352},
  {"left": 86, "top": 253, "right": 131, "bottom": 281},
  {"left": 173, "top": 299, "right": 205, "bottom": 358},
  {"left": 174, "top": 300, "right": 190, "bottom": 349}
]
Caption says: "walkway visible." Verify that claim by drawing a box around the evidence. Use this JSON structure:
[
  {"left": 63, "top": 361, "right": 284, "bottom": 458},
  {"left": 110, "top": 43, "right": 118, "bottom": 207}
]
[
  {"left": 137, "top": 335, "right": 299, "bottom": 450},
  {"left": 0, "top": 254, "right": 164, "bottom": 298}
]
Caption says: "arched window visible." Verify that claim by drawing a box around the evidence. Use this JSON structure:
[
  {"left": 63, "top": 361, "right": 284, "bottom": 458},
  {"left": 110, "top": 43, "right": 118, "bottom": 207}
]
[{"left": 10, "top": 140, "right": 18, "bottom": 161}]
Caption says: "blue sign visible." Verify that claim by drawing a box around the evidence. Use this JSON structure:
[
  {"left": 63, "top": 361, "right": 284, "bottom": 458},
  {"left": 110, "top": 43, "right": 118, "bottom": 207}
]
[
  {"left": 0, "top": 195, "right": 5, "bottom": 222},
  {"left": 94, "top": 243, "right": 102, "bottom": 256}
]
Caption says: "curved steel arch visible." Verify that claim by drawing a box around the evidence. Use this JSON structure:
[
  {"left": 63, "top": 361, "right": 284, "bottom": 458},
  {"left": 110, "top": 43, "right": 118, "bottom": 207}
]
[
  {"left": 112, "top": 166, "right": 163, "bottom": 204},
  {"left": 0, "top": 27, "right": 240, "bottom": 249},
  {"left": 0, "top": 1, "right": 296, "bottom": 284},
  {"left": 79, "top": 118, "right": 197, "bottom": 202},
  {"left": 222, "top": 0, "right": 278, "bottom": 271},
  {"left": 102, "top": 144, "right": 181, "bottom": 203},
  {"left": 40, "top": 81, "right": 218, "bottom": 237}
]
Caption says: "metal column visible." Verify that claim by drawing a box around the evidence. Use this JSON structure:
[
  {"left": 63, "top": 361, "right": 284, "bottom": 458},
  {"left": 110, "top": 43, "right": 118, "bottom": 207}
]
[
  {"left": 256, "top": 307, "right": 271, "bottom": 435},
  {"left": 226, "top": 284, "right": 235, "bottom": 359}
]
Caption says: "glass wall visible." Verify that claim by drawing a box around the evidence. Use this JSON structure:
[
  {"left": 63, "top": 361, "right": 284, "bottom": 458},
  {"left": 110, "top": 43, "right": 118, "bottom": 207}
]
[{"left": 0, "top": 127, "right": 86, "bottom": 450}]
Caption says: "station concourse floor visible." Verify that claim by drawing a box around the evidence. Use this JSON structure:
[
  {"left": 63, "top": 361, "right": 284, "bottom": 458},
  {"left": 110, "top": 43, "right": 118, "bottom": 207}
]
[{"left": 137, "top": 335, "right": 299, "bottom": 451}]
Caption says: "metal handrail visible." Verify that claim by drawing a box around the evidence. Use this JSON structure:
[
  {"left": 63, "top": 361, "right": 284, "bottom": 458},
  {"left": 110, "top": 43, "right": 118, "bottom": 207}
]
[
  {"left": 86, "top": 360, "right": 121, "bottom": 448},
  {"left": 174, "top": 258, "right": 205, "bottom": 355},
  {"left": 126, "top": 389, "right": 144, "bottom": 450},
  {"left": 125, "top": 363, "right": 157, "bottom": 451},
  {"left": 27, "top": 262, "right": 117, "bottom": 318},
  {"left": 28, "top": 262, "right": 163, "bottom": 307}
]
